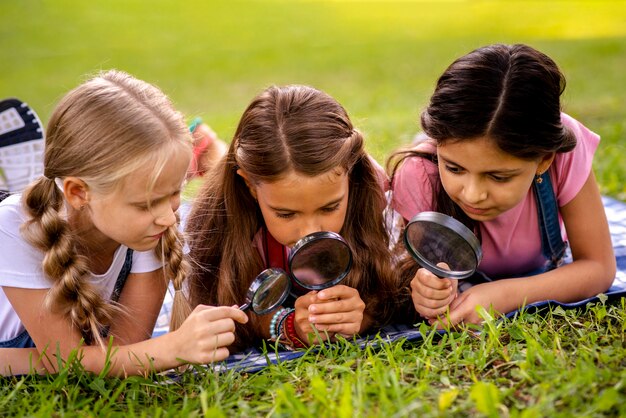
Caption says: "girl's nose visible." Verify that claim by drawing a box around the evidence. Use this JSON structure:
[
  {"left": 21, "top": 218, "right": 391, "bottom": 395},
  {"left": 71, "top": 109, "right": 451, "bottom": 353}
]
[
  {"left": 155, "top": 205, "right": 176, "bottom": 227},
  {"left": 299, "top": 217, "right": 323, "bottom": 238},
  {"left": 463, "top": 179, "right": 487, "bottom": 204}
]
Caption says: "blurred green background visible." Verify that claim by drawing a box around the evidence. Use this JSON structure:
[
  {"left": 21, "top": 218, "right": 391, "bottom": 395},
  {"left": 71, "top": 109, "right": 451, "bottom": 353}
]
[{"left": 1, "top": 0, "right": 625, "bottom": 198}]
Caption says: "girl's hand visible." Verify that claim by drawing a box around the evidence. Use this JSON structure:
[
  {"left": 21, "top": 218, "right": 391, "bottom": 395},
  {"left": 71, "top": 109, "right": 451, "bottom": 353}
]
[
  {"left": 430, "top": 281, "right": 515, "bottom": 328},
  {"left": 293, "top": 285, "right": 365, "bottom": 344},
  {"left": 410, "top": 264, "right": 458, "bottom": 319},
  {"left": 172, "top": 305, "right": 248, "bottom": 364}
]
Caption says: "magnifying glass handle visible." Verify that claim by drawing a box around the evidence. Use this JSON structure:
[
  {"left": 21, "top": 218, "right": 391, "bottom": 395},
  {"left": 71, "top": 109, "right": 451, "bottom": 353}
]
[{"left": 238, "top": 303, "right": 250, "bottom": 311}]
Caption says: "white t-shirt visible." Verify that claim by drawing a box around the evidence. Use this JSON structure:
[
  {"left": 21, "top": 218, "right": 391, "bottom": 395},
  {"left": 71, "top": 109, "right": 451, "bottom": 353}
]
[{"left": 0, "top": 194, "right": 163, "bottom": 342}]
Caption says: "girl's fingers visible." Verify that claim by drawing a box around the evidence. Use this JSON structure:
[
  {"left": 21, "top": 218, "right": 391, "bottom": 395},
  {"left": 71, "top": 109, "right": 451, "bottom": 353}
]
[
  {"left": 313, "top": 322, "right": 360, "bottom": 335},
  {"left": 294, "top": 291, "right": 319, "bottom": 310},
  {"left": 308, "top": 310, "right": 362, "bottom": 326},
  {"left": 199, "top": 306, "right": 249, "bottom": 324},
  {"left": 411, "top": 289, "right": 456, "bottom": 318},
  {"left": 202, "top": 347, "right": 231, "bottom": 364},
  {"left": 308, "top": 297, "right": 364, "bottom": 315},
  {"left": 316, "top": 285, "right": 358, "bottom": 301}
]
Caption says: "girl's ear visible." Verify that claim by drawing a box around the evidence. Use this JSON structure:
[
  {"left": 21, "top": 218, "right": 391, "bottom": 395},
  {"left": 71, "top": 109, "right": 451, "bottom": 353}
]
[
  {"left": 537, "top": 152, "right": 556, "bottom": 176},
  {"left": 62, "top": 177, "right": 90, "bottom": 211},
  {"left": 236, "top": 169, "right": 258, "bottom": 200}
]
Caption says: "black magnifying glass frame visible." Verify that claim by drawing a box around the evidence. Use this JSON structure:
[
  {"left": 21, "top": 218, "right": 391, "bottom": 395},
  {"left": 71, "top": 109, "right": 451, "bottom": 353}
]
[
  {"left": 239, "top": 267, "right": 291, "bottom": 315},
  {"left": 288, "top": 231, "right": 353, "bottom": 291},
  {"left": 403, "top": 211, "right": 482, "bottom": 280}
]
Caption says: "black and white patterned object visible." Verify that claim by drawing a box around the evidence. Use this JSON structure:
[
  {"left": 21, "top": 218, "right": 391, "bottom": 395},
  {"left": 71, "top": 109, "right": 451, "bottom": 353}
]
[{"left": 0, "top": 98, "right": 45, "bottom": 192}]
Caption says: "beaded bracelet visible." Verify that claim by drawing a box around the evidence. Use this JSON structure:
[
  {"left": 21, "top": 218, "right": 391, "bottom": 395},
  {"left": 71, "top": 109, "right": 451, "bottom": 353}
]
[
  {"left": 269, "top": 308, "right": 292, "bottom": 340},
  {"left": 275, "top": 308, "right": 294, "bottom": 338},
  {"left": 282, "top": 311, "right": 307, "bottom": 349}
]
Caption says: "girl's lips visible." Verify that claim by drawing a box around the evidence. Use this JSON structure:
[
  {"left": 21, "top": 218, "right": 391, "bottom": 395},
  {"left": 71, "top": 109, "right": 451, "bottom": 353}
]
[
  {"left": 151, "top": 231, "right": 165, "bottom": 239},
  {"left": 461, "top": 203, "right": 489, "bottom": 215}
]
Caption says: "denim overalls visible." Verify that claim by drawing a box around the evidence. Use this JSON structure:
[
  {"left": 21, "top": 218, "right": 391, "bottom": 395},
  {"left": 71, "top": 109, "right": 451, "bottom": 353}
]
[
  {"left": 0, "top": 205, "right": 134, "bottom": 349},
  {"left": 533, "top": 171, "right": 567, "bottom": 271}
]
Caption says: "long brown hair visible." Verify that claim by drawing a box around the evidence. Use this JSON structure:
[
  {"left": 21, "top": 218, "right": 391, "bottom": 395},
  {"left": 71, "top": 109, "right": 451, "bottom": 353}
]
[
  {"left": 186, "top": 85, "right": 398, "bottom": 348},
  {"left": 387, "top": 44, "right": 578, "bottom": 320},
  {"left": 20, "top": 70, "right": 193, "bottom": 346}
]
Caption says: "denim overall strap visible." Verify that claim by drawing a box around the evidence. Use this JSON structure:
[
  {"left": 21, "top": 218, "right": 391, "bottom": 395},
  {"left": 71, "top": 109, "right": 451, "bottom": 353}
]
[
  {"left": 110, "top": 248, "right": 134, "bottom": 303},
  {"left": 97, "top": 248, "right": 133, "bottom": 339},
  {"left": 533, "top": 171, "right": 567, "bottom": 270},
  {"left": 0, "top": 329, "right": 36, "bottom": 348}
]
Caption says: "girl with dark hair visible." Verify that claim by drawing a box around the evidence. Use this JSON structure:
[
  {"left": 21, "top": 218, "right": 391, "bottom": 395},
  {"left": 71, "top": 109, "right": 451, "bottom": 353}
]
[
  {"left": 186, "top": 85, "right": 398, "bottom": 351},
  {"left": 388, "top": 44, "right": 615, "bottom": 327}
]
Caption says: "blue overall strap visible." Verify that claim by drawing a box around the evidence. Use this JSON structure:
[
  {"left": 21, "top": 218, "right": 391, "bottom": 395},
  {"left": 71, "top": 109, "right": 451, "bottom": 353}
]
[
  {"left": 533, "top": 171, "right": 567, "bottom": 270},
  {"left": 110, "top": 248, "right": 134, "bottom": 303},
  {"left": 98, "top": 248, "right": 133, "bottom": 339}
]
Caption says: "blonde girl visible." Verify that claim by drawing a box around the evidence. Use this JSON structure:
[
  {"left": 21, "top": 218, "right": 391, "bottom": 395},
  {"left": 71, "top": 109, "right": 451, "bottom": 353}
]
[{"left": 0, "top": 70, "right": 247, "bottom": 376}]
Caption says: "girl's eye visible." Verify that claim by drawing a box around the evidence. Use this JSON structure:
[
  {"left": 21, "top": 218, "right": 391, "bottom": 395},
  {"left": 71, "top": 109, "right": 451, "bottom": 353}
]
[
  {"left": 276, "top": 212, "right": 295, "bottom": 219},
  {"left": 445, "top": 165, "right": 462, "bottom": 174},
  {"left": 321, "top": 204, "right": 340, "bottom": 213},
  {"left": 490, "top": 175, "right": 511, "bottom": 183}
]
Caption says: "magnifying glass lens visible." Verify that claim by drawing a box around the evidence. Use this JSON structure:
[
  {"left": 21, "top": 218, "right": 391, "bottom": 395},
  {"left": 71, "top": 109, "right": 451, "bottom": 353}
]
[
  {"left": 289, "top": 232, "right": 352, "bottom": 290},
  {"left": 251, "top": 269, "right": 291, "bottom": 313},
  {"left": 405, "top": 212, "right": 481, "bottom": 279}
]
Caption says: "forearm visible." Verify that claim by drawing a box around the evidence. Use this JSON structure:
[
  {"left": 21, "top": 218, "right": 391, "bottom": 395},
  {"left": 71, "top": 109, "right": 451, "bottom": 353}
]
[
  {"left": 40, "top": 332, "right": 186, "bottom": 377},
  {"left": 499, "top": 259, "right": 615, "bottom": 311},
  {"left": 1, "top": 348, "right": 47, "bottom": 376}
]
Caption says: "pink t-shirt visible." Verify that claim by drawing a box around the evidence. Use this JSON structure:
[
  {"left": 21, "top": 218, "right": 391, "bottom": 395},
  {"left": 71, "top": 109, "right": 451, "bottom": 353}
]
[{"left": 391, "top": 113, "right": 600, "bottom": 277}]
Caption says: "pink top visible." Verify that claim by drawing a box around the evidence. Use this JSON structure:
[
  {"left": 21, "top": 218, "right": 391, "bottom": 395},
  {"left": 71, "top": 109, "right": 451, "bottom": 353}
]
[{"left": 391, "top": 113, "right": 600, "bottom": 277}]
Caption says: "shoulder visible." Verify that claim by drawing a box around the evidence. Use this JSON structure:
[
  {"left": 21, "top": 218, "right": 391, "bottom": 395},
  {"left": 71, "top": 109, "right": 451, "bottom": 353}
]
[
  {"left": 0, "top": 194, "right": 27, "bottom": 225},
  {"left": 391, "top": 138, "right": 438, "bottom": 189},
  {"left": 390, "top": 139, "right": 438, "bottom": 221},
  {"left": 552, "top": 113, "right": 600, "bottom": 206},
  {"left": 0, "top": 195, "right": 49, "bottom": 289},
  {"left": 0, "top": 194, "right": 29, "bottom": 246},
  {"left": 561, "top": 113, "right": 600, "bottom": 147}
]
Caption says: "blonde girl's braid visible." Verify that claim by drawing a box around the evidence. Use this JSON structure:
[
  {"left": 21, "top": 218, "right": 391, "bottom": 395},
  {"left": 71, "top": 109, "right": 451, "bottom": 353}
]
[
  {"left": 19, "top": 69, "right": 193, "bottom": 346},
  {"left": 21, "top": 177, "right": 119, "bottom": 346},
  {"left": 156, "top": 214, "right": 192, "bottom": 332}
]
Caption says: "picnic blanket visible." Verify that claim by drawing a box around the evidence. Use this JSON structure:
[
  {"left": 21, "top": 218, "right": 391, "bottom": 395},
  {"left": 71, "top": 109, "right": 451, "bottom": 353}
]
[{"left": 154, "top": 196, "right": 626, "bottom": 372}]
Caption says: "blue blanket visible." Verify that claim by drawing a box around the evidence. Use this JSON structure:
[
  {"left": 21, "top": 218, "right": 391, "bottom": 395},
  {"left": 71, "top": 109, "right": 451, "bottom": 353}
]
[{"left": 155, "top": 196, "right": 626, "bottom": 372}]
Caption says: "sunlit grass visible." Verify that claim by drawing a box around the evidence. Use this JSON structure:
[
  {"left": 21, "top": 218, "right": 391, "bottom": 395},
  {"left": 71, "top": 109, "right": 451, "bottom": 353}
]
[{"left": 2, "top": 301, "right": 625, "bottom": 416}]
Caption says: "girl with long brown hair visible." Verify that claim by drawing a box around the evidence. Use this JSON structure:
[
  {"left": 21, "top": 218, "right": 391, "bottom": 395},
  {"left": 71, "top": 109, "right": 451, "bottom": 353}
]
[
  {"left": 388, "top": 44, "right": 615, "bottom": 327},
  {"left": 186, "top": 85, "right": 398, "bottom": 350}
]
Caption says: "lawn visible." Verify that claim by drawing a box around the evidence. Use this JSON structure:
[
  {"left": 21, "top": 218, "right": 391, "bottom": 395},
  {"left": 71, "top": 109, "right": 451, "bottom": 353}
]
[{"left": 1, "top": 0, "right": 625, "bottom": 416}]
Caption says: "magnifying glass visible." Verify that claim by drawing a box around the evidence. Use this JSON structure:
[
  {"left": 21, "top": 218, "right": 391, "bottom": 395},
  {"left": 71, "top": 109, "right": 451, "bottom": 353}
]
[
  {"left": 289, "top": 231, "right": 352, "bottom": 290},
  {"left": 403, "top": 211, "right": 482, "bottom": 279},
  {"left": 239, "top": 231, "right": 353, "bottom": 314},
  {"left": 239, "top": 267, "right": 291, "bottom": 315}
]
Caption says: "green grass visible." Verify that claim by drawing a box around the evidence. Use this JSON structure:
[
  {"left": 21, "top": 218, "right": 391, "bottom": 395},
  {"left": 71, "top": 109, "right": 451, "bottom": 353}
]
[
  {"left": 1, "top": 0, "right": 626, "bottom": 416},
  {"left": 2, "top": 301, "right": 625, "bottom": 416}
]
